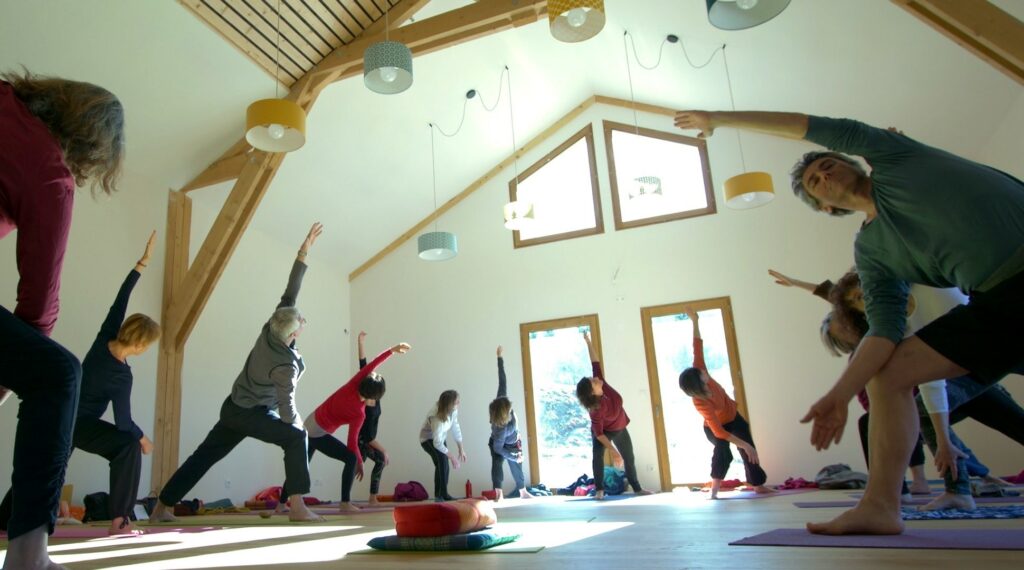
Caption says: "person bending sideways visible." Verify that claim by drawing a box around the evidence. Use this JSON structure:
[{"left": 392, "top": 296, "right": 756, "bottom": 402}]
[{"left": 674, "top": 109, "right": 1024, "bottom": 535}]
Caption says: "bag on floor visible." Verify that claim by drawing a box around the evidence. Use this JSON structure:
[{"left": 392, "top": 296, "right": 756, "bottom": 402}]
[
  {"left": 82, "top": 492, "right": 110, "bottom": 522},
  {"left": 815, "top": 463, "right": 867, "bottom": 490},
  {"left": 394, "top": 481, "right": 429, "bottom": 502},
  {"left": 603, "top": 466, "right": 626, "bottom": 495}
]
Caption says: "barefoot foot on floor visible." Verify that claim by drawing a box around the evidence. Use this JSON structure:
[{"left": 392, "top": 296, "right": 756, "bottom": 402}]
[
  {"left": 918, "top": 492, "right": 976, "bottom": 512},
  {"left": 806, "top": 501, "right": 905, "bottom": 535}
]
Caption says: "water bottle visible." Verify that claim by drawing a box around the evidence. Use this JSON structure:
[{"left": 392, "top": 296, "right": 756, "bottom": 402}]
[{"left": 465, "top": 479, "right": 473, "bottom": 498}]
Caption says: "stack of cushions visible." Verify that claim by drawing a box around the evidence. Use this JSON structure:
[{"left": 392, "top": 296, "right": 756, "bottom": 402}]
[
  {"left": 394, "top": 499, "right": 497, "bottom": 537},
  {"left": 367, "top": 531, "right": 520, "bottom": 551}
]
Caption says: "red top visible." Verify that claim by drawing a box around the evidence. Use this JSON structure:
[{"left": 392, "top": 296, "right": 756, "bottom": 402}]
[
  {"left": 313, "top": 349, "right": 393, "bottom": 464},
  {"left": 0, "top": 82, "right": 75, "bottom": 336},
  {"left": 588, "top": 361, "right": 630, "bottom": 437},
  {"left": 690, "top": 338, "right": 737, "bottom": 439}
]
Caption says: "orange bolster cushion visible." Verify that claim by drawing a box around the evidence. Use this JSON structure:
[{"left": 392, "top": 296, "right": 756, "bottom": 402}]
[{"left": 393, "top": 499, "right": 497, "bottom": 538}]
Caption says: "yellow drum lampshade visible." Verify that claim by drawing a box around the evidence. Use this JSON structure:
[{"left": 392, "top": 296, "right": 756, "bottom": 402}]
[
  {"left": 246, "top": 98, "right": 306, "bottom": 153},
  {"left": 503, "top": 200, "right": 535, "bottom": 231},
  {"left": 548, "top": 0, "right": 606, "bottom": 43},
  {"left": 724, "top": 171, "right": 774, "bottom": 209}
]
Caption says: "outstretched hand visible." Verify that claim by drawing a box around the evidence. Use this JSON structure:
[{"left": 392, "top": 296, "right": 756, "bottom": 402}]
[
  {"left": 391, "top": 342, "right": 411, "bottom": 354},
  {"left": 497, "top": 345, "right": 503, "bottom": 358},
  {"left": 768, "top": 269, "right": 797, "bottom": 287},
  {"left": 684, "top": 306, "right": 698, "bottom": 321},
  {"left": 138, "top": 231, "right": 157, "bottom": 268},
  {"left": 674, "top": 110, "right": 715, "bottom": 138},
  {"left": 301, "top": 222, "right": 324, "bottom": 253},
  {"left": 358, "top": 331, "right": 367, "bottom": 344},
  {"left": 800, "top": 392, "right": 849, "bottom": 450},
  {"left": 582, "top": 330, "right": 592, "bottom": 344}
]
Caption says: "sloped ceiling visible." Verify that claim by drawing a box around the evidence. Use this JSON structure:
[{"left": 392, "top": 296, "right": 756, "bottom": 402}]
[{"left": 2, "top": 0, "right": 1021, "bottom": 278}]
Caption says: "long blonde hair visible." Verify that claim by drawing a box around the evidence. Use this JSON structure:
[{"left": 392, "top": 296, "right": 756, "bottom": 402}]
[
  {"left": 435, "top": 390, "right": 459, "bottom": 422},
  {"left": 489, "top": 397, "right": 512, "bottom": 426},
  {"left": 3, "top": 69, "right": 125, "bottom": 195}
]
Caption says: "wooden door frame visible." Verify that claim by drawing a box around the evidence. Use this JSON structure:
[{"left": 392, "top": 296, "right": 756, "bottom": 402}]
[
  {"left": 640, "top": 296, "right": 747, "bottom": 490},
  {"left": 519, "top": 313, "right": 602, "bottom": 485}
]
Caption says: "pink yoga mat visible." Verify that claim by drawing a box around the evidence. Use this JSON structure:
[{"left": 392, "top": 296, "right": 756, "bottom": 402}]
[
  {"left": 730, "top": 528, "right": 1024, "bottom": 549},
  {"left": 0, "top": 525, "right": 225, "bottom": 539},
  {"left": 712, "top": 488, "right": 817, "bottom": 500}
]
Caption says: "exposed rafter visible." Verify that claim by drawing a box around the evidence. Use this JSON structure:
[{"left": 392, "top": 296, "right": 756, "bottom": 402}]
[
  {"left": 892, "top": 0, "right": 1024, "bottom": 85},
  {"left": 154, "top": 0, "right": 549, "bottom": 488},
  {"left": 178, "top": 0, "right": 547, "bottom": 193}
]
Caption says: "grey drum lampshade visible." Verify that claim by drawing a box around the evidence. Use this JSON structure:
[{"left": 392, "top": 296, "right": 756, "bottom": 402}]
[
  {"left": 706, "top": 0, "right": 791, "bottom": 31},
  {"left": 363, "top": 40, "right": 414, "bottom": 94},
  {"left": 417, "top": 231, "right": 458, "bottom": 261}
]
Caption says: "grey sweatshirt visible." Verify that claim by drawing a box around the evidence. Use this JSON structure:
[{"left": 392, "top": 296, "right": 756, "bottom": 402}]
[
  {"left": 490, "top": 357, "right": 521, "bottom": 460},
  {"left": 230, "top": 259, "right": 307, "bottom": 424}
]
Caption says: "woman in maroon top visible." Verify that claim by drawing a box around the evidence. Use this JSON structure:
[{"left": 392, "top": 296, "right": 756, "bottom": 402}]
[
  {"left": 0, "top": 70, "right": 125, "bottom": 570},
  {"left": 575, "top": 331, "right": 653, "bottom": 500}
]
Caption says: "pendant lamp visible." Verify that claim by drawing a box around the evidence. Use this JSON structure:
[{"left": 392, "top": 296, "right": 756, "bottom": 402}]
[
  {"left": 721, "top": 46, "right": 774, "bottom": 209},
  {"left": 706, "top": 0, "right": 791, "bottom": 31},
  {"left": 364, "top": 4, "right": 413, "bottom": 94},
  {"left": 246, "top": 0, "right": 306, "bottom": 152},
  {"left": 502, "top": 67, "right": 536, "bottom": 231},
  {"left": 418, "top": 125, "right": 458, "bottom": 261},
  {"left": 548, "top": 0, "right": 606, "bottom": 43}
]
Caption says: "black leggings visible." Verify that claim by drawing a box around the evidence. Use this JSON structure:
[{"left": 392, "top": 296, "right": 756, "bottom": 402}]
[
  {"left": 282, "top": 434, "right": 359, "bottom": 502},
  {"left": 358, "top": 441, "right": 387, "bottom": 495},
  {"left": 703, "top": 413, "right": 767, "bottom": 486},
  {"left": 592, "top": 428, "right": 642, "bottom": 492},
  {"left": 72, "top": 417, "right": 142, "bottom": 521},
  {"left": 420, "top": 441, "right": 452, "bottom": 499}
]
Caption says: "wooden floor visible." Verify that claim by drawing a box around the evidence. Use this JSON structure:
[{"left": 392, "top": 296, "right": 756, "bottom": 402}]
[{"left": 3, "top": 490, "right": 1022, "bottom": 569}]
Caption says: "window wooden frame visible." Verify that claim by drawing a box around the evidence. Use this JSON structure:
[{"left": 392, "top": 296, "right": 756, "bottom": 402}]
[
  {"left": 510, "top": 124, "right": 604, "bottom": 248},
  {"left": 519, "top": 313, "right": 602, "bottom": 485},
  {"left": 603, "top": 120, "right": 716, "bottom": 231},
  {"left": 639, "top": 296, "right": 746, "bottom": 490}
]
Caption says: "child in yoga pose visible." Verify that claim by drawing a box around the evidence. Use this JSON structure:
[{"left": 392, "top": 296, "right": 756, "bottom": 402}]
[
  {"left": 489, "top": 346, "right": 533, "bottom": 499},
  {"left": 679, "top": 307, "right": 773, "bottom": 499}
]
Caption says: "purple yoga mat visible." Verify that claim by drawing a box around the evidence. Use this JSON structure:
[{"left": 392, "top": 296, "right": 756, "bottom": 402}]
[
  {"left": 730, "top": 528, "right": 1024, "bottom": 550},
  {"left": 801, "top": 496, "right": 1024, "bottom": 508},
  {"left": 713, "top": 488, "right": 818, "bottom": 500}
]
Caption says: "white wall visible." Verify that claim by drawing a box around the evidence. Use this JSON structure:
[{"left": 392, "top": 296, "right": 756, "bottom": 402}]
[{"left": 349, "top": 102, "right": 868, "bottom": 493}]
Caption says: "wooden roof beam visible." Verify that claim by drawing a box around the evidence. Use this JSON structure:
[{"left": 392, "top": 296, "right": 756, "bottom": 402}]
[{"left": 892, "top": 0, "right": 1024, "bottom": 85}]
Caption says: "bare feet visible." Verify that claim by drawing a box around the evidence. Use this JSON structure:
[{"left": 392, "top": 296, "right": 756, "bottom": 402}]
[
  {"left": 752, "top": 485, "right": 775, "bottom": 494},
  {"left": 273, "top": 501, "right": 290, "bottom": 515},
  {"left": 918, "top": 492, "right": 976, "bottom": 512},
  {"left": 148, "top": 502, "right": 177, "bottom": 523},
  {"left": 337, "top": 502, "right": 361, "bottom": 513},
  {"left": 806, "top": 500, "right": 905, "bottom": 535},
  {"left": 110, "top": 517, "right": 145, "bottom": 536},
  {"left": 367, "top": 495, "right": 381, "bottom": 507},
  {"left": 982, "top": 474, "right": 1013, "bottom": 487},
  {"left": 900, "top": 493, "right": 914, "bottom": 504},
  {"left": 287, "top": 496, "right": 326, "bottom": 522},
  {"left": 518, "top": 489, "right": 535, "bottom": 499},
  {"left": 2, "top": 524, "right": 69, "bottom": 570},
  {"left": 635, "top": 489, "right": 654, "bottom": 496},
  {"left": 594, "top": 490, "right": 605, "bottom": 501}
]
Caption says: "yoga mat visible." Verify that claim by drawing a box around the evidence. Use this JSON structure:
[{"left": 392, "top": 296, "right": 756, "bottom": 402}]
[
  {"left": 144, "top": 514, "right": 356, "bottom": 526},
  {"left": 730, "top": 528, "right": 1024, "bottom": 550},
  {"left": 712, "top": 488, "right": 818, "bottom": 500},
  {"left": 851, "top": 491, "right": 1021, "bottom": 499},
  {"left": 1, "top": 525, "right": 225, "bottom": 539},
  {"left": 901, "top": 505, "right": 1024, "bottom": 520},
  {"left": 349, "top": 545, "right": 545, "bottom": 554},
  {"left": 795, "top": 496, "right": 1024, "bottom": 508}
]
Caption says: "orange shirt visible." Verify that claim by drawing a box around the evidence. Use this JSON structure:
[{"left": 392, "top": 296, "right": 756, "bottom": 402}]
[{"left": 690, "top": 338, "right": 737, "bottom": 439}]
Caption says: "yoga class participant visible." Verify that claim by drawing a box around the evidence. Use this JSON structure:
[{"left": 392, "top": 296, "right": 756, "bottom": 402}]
[
  {"left": 150, "top": 223, "right": 325, "bottom": 524},
  {"left": 280, "top": 332, "right": 409, "bottom": 512},
  {"left": 676, "top": 107, "right": 1024, "bottom": 534},
  {"left": 679, "top": 307, "right": 773, "bottom": 499},
  {"left": 1, "top": 69, "right": 125, "bottom": 570},
  {"left": 73, "top": 232, "right": 161, "bottom": 535},
  {"left": 489, "top": 345, "right": 533, "bottom": 499},
  {"left": 419, "top": 390, "right": 466, "bottom": 501},
  {"left": 575, "top": 330, "right": 653, "bottom": 500}
]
